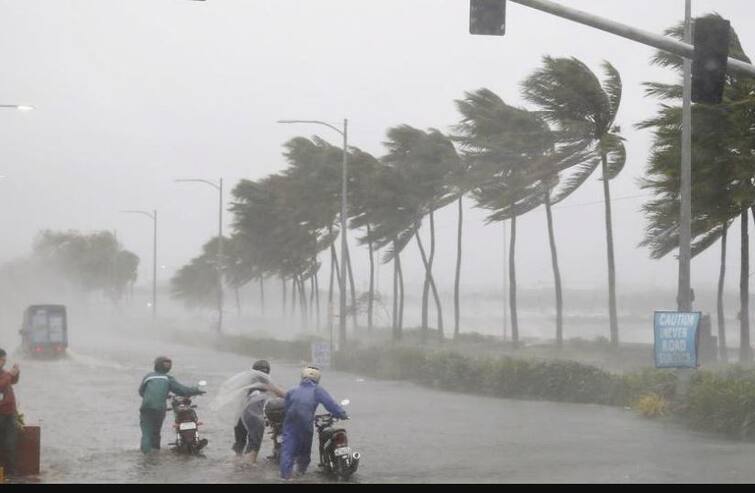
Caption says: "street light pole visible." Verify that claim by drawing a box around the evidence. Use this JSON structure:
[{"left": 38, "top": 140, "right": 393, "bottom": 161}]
[
  {"left": 120, "top": 209, "right": 158, "bottom": 321},
  {"left": 340, "top": 119, "right": 348, "bottom": 351},
  {"left": 175, "top": 178, "right": 224, "bottom": 333},
  {"left": 277, "top": 119, "right": 349, "bottom": 350},
  {"left": 153, "top": 209, "right": 158, "bottom": 321}
]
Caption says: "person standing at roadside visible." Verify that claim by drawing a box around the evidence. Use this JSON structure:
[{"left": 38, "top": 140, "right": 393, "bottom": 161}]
[{"left": 0, "top": 348, "right": 20, "bottom": 476}]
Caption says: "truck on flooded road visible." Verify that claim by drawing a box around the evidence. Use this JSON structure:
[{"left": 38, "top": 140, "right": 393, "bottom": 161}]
[{"left": 19, "top": 305, "right": 68, "bottom": 358}]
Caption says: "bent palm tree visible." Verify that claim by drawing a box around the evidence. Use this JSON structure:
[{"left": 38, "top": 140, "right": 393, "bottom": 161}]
[{"left": 522, "top": 57, "right": 626, "bottom": 346}]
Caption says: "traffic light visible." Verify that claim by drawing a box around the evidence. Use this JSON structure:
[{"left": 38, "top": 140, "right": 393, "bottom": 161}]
[
  {"left": 691, "top": 16, "right": 730, "bottom": 104},
  {"left": 469, "top": 0, "right": 506, "bottom": 36}
]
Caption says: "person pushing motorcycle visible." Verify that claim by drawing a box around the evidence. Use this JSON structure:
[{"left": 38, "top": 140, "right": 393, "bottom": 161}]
[
  {"left": 279, "top": 366, "right": 347, "bottom": 480},
  {"left": 232, "top": 359, "right": 286, "bottom": 464},
  {"left": 138, "top": 356, "right": 205, "bottom": 454}
]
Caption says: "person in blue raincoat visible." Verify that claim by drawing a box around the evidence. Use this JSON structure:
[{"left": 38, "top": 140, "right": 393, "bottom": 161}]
[{"left": 279, "top": 366, "right": 347, "bottom": 480}]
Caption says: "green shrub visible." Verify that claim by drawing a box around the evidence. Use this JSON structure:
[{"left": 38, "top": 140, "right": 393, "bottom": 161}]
[{"left": 684, "top": 367, "right": 755, "bottom": 438}]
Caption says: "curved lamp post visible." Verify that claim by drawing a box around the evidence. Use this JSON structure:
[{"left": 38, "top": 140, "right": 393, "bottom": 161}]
[
  {"left": 175, "top": 178, "right": 224, "bottom": 333},
  {"left": 277, "top": 119, "right": 348, "bottom": 351},
  {"left": 121, "top": 209, "right": 158, "bottom": 321}
]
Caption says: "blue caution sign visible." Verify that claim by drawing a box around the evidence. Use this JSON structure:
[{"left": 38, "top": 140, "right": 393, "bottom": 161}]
[
  {"left": 311, "top": 341, "right": 332, "bottom": 369},
  {"left": 654, "top": 311, "right": 701, "bottom": 368}
]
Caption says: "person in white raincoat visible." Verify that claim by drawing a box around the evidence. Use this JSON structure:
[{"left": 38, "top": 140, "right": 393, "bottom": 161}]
[{"left": 211, "top": 360, "right": 286, "bottom": 464}]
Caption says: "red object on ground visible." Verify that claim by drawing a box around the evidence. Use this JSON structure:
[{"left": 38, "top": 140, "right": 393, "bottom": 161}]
[
  {"left": 16, "top": 426, "right": 40, "bottom": 476},
  {"left": 0, "top": 426, "right": 39, "bottom": 476}
]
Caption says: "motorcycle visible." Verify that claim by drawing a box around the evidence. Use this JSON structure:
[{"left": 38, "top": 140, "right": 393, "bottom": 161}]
[
  {"left": 263, "top": 397, "right": 286, "bottom": 464},
  {"left": 315, "top": 399, "right": 360, "bottom": 481},
  {"left": 169, "top": 380, "right": 208, "bottom": 455}
]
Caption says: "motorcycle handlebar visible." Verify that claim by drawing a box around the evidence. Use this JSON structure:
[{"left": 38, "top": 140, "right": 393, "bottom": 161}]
[{"left": 315, "top": 413, "right": 349, "bottom": 421}]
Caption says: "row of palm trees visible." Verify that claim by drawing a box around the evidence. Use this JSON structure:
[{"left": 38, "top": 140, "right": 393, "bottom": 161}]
[
  {"left": 171, "top": 54, "right": 628, "bottom": 349},
  {"left": 171, "top": 15, "right": 755, "bottom": 360}
]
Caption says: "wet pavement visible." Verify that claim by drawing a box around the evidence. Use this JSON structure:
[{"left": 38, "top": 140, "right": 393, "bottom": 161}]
[{"left": 6, "top": 324, "right": 755, "bottom": 483}]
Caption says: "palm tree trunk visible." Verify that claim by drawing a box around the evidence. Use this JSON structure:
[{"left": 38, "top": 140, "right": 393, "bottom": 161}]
[
  {"left": 282, "top": 276, "right": 287, "bottom": 321},
  {"left": 422, "top": 214, "right": 435, "bottom": 336},
  {"left": 509, "top": 214, "right": 519, "bottom": 348},
  {"left": 259, "top": 276, "right": 264, "bottom": 317},
  {"left": 291, "top": 277, "right": 297, "bottom": 320},
  {"left": 717, "top": 222, "right": 728, "bottom": 363},
  {"left": 329, "top": 240, "right": 339, "bottom": 337},
  {"left": 415, "top": 229, "right": 444, "bottom": 339},
  {"left": 454, "top": 198, "right": 463, "bottom": 339},
  {"left": 601, "top": 152, "right": 619, "bottom": 346},
  {"left": 313, "top": 266, "right": 321, "bottom": 331},
  {"left": 345, "top": 242, "right": 358, "bottom": 330},
  {"left": 398, "top": 250, "right": 405, "bottom": 333},
  {"left": 421, "top": 222, "right": 430, "bottom": 341},
  {"left": 430, "top": 271, "right": 444, "bottom": 339},
  {"left": 742, "top": 210, "right": 753, "bottom": 363},
  {"left": 544, "top": 191, "right": 564, "bottom": 348},
  {"left": 235, "top": 286, "right": 241, "bottom": 317},
  {"left": 310, "top": 272, "right": 315, "bottom": 324},
  {"left": 299, "top": 274, "right": 308, "bottom": 330},
  {"left": 391, "top": 240, "right": 400, "bottom": 341},
  {"left": 429, "top": 211, "right": 442, "bottom": 336},
  {"left": 367, "top": 224, "right": 375, "bottom": 332}
]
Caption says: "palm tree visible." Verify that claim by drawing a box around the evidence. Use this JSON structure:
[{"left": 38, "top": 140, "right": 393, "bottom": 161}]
[
  {"left": 359, "top": 156, "right": 419, "bottom": 341},
  {"left": 445, "top": 155, "right": 475, "bottom": 339},
  {"left": 33, "top": 230, "right": 140, "bottom": 301},
  {"left": 454, "top": 88, "right": 590, "bottom": 347},
  {"left": 171, "top": 237, "right": 222, "bottom": 309},
  {"left": 280, "top": 136, "right": 352, "bottom": 330},
  {"left": 229, "top": 174, "right": 324, "bottom": 329},
  {"left": 454, "top": 89, "right": 538, "bottom": 347},
  {"left": 522, "top": 56, "right": 626, "bottom": 347},
  {"left": 381, "top": 125, "right": 458, "bottom": 341},
  {"left": 348, "top": 147, "right": 383, "bottom": 332}
]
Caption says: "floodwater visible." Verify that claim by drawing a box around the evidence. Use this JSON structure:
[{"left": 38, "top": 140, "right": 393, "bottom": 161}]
[{"left": 6, "top": 324, "right": 755, "bottom": 483}]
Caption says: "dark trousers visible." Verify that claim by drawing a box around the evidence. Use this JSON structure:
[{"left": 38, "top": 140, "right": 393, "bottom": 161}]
[
  {"left": 233, "top": 419, "right": 247, "bottom": 455},
  {"left": 140, "top": 409, "right": 166, "bottom": 454},
  {"left": 0, "top": 414, "right": 18, "bottom": 475}
]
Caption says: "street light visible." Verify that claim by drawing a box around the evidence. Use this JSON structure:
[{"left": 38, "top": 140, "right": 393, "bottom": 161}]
[
  {"left": 277, "top": 118, "right": 349, "bottom": 351},
  {"left": 0, "top": 105, "right": 34, "bottom": 111},
  {"left": 121, "top": 209, "right": 158, "bottom": 322},
  {"left": 175, "top": 178, "right": 224, "bottom": 334}
]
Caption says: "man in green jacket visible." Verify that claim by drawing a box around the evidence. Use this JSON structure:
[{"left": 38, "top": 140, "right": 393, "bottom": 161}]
[{"left": 138, "top": 356, "right": 204, "bottom": 454}]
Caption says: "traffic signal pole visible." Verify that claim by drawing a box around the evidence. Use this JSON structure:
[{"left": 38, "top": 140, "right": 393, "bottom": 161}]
[{"left": 508, "top": 0, "right": 755, "bottom": 78}]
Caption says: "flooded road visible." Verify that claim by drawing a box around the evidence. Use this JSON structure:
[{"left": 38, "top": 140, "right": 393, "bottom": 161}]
[{"left": 7, "top": 324, "right": 755, "bottom": 483}]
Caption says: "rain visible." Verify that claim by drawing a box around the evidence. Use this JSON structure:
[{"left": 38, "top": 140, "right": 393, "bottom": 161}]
[{"left": 1, "top": 0, "right": 755, "bottom": 484}]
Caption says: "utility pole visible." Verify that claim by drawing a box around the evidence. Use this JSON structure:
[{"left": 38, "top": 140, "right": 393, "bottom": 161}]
[{"left": 678, "top": 0, "right": 693, "bottom": 312}]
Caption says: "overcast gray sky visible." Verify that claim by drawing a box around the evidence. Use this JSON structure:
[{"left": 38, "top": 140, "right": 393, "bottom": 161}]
[{"left": 0, "top": 0, "right": 753, "bottom": 299}]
